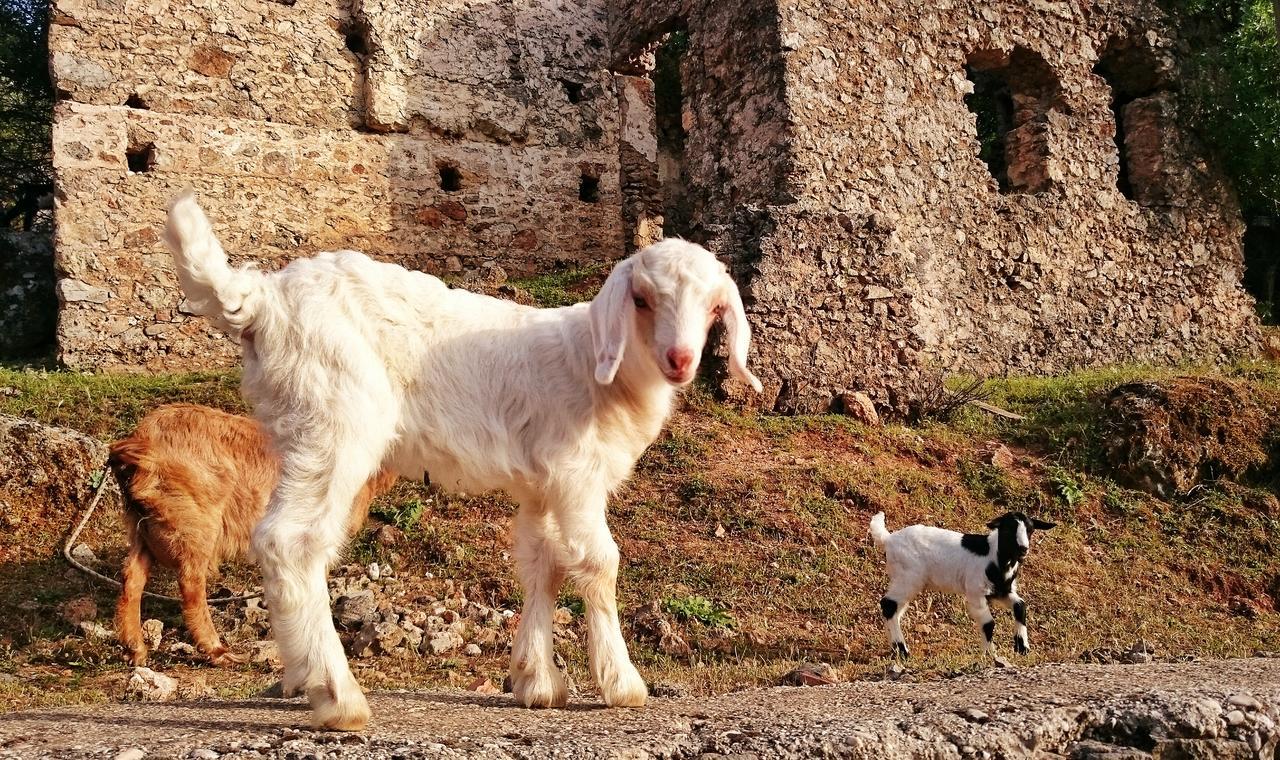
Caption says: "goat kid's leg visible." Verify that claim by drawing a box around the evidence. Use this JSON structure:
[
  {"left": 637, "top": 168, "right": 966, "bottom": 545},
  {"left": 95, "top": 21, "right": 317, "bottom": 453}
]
[
  {"left": 115, "top": 542, "right": 153, "bottom": 666},
  {"left": 178, "top": 566, "right": 243, "bottom": 666},
  {"left": 258, "top": 512, "right": 367, "bottom": 730},
  {"left": 880, "top": 582, "right": 917, "bottom": 659},
  {"left": 554, "top": 497, "right": 646, "bottom": 708},
  {"left": 509, "top": 506, "right": 568, "bottom": 708},
  {"left": 1007, "top": 592, "right": 1030, "bottom": 655},
  {"left": 255, "top": 437, "right": 389, "bottom": 730},
  {"left": 967, "top": 595, "right": 997, "bottom": 657}
]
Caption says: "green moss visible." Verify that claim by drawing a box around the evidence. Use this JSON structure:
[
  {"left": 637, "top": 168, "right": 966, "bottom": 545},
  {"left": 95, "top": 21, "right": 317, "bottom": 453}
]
[{"left": 509, "top": 263, "right": 610, "bottom": 308}]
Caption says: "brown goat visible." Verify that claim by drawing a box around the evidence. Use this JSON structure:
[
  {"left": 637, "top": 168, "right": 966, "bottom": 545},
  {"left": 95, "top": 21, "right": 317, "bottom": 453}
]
[{"left": 109, "top": 404, "right": 397, "bottom": 666}]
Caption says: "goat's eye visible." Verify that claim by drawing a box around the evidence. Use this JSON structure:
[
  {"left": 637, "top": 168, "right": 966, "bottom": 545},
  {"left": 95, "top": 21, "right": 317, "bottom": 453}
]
[{"left": 633, "top": 296, "right": 649, "bottom": 310}]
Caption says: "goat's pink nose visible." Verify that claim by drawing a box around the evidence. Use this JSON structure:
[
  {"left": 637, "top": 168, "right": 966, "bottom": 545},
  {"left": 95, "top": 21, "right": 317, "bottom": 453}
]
[{"left": 667, "top": 347, "right": 694, "bottom": 374}]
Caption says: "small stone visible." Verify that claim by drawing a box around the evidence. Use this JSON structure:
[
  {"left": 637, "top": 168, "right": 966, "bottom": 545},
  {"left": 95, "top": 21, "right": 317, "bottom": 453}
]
[
  {"left": 865, "top": 285, "right": 893, "bottom": 300},
  {"left": 69, "top": 543, "right": 99, "bottom": 567},
  {"left": 464, "top": 643, "right": 482, "bottom": 656},
  {"left": 141, "top": 619, "right": 164, "bottom": 650},
  {"left": 983, "top": 443, "right": 1016, "bottom": 470},
  {"left": 187, "top": 749, "right": 219, "bottom": 760},
  {"left": 373, "top": 620, "right": 405, "bottom": 653},
  {"left": 780, "top": 663, "right": 839, "bottom": 686},
  {"left": 1225, "top": 709, "right": 1247, "bottom": 726},
  {"left": 553, "top": 607, "right": 574, "bottom": 625},
  {"left": 958, "top": 708, "right": 989, "bottom": 723},
  {"left": 59, "top": 596, "right": 97, "bottom": 626},
  {"left": 334, "top": 590, "right": 377, "bottom": 627},
  {"left": 113, "top": 750, "right": 146, "bottom": 760},
  {"left": 467, "top": 676, "right": 500, "bottom": 694},
  {"left": 167, "top": 641, "right": 197, "bottom": 656},
  {"left": 1130, "top": 639, "right": 1155, "bottom": 654},
  {"left": 126, "top": 667, "right": 177, "bottom": 702},
  {"left": 366, "top": 562, "right": 381, "bottom": 580},
  {"left": 428, "top": 629, "right": 464, "bottom": 654},
  {"left": 886, "top": 663, "right": 907, "bottom": 680},
  {"left": 375, "top": 524, "right": 403, "bottom": 547},
  {"left": 79, "top": 620, "right": 112, "bottom": 640},
  {"left": 714, "top": 522, "right": 726, "bottom": 538},
  {"left": 992, "top": 656, "right": 1011, "bottom": 669},
  {"left": 56, "top": 278, "right": 109, "bottom": 304},
  {"left": 1227, "top": 693, "right": 1261, "bottom": 710},
  {"left": 839, "top": 391, "right": 880, "bottom": 426}
]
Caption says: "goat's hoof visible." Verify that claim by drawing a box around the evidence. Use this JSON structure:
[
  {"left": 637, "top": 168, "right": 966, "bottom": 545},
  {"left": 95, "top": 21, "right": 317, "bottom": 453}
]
[
  {"left": 593, "top": 665, "right": 645, "bottom": 706},
  {"left": 891, "top": 643, "right": 910, "bottom": 659},
  {"left": 1013, "top": 639, "right": 1030, "bottom": 656},
  {"left": 307, "top": 679, "right": 370, "bottom": 731},
  {"left": 511, "top": 668, "right": 568, "bottom": 709},
  {"left": 211, "top": 649, "right": 247, "bottom": 667}
]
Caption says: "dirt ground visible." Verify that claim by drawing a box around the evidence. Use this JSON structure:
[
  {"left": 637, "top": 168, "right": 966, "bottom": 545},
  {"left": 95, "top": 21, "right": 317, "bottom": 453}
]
[{"left": 0, "top": 658, "right": 1277, "bottom": 759}]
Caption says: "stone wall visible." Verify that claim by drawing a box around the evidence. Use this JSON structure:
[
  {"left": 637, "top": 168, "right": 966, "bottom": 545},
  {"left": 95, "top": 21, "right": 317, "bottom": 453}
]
[
  {"left": 50, "top": 0, "right": 623, "bottom": 370},
  {"left": 47, "top": 0, "right": 1260, "bottom": 412},
  {"left": 611, "top": 0, "right": 1258, "bottom": 414},
  {"left": 774, "top": 0, "right": 1258, "bottom": 397}
]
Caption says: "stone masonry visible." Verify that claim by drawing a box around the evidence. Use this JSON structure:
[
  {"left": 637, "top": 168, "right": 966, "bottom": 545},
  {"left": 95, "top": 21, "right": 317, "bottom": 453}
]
[
  {"left": 609, "top": 0, "right": 1261, "bottom": 414},
  {"left": 48, "top": 0, "right": 1259, "bottom": 413},
  {"left": 49, "top": 0, "right": 626, "bottom": 370}
]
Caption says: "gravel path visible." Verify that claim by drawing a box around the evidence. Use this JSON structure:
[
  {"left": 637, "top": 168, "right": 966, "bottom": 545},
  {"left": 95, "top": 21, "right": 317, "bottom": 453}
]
[{"left": 1, "top": 659, "right": 1278, "bottom": 759}]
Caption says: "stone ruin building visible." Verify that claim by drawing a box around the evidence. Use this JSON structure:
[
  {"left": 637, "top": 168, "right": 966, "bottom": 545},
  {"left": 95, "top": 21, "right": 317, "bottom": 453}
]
[{"left": 45, "top": 0, "right": 1260, "bottom": 414}]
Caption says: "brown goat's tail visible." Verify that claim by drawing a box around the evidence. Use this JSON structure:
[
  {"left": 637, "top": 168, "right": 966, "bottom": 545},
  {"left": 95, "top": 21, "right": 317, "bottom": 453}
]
[
  {"left": 107, "top": 439, "right": 149, "bottom": 519},
  {"left": 108, "top": 437, "right": 157, "bottom": 665}
]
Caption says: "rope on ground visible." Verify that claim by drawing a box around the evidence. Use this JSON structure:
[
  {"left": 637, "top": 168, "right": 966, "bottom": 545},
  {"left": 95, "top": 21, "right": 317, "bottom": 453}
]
[{"left": 63, "top": 462, "right": 261, "bottom": 604}]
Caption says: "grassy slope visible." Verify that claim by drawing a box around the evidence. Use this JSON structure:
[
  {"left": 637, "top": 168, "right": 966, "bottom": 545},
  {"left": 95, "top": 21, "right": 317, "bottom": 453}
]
[{"left": 1, "top": 362, "right": 1278, "bottom": 710}]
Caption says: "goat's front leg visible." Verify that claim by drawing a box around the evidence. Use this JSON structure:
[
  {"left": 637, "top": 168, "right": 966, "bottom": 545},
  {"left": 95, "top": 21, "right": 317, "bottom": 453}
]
[
  {"left": 1007, "top": 592, "right": 1030, "bottom": 654},
  {"left": 988, "top": 592, "right": 1031, "bottom": 654},
  {"left": 967, "top": 594, "right": 997, "bottom": 657},
  {"left": 552, "top": 492, "right": 646, "bottom": 708},
  {"left": 509, "top": 504, "right": 569, "bottom": 708}
]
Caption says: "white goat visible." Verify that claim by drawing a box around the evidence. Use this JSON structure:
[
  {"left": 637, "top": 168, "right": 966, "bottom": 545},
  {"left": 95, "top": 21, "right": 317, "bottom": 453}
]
[
  {"left": 162, "top": 190, "right": 762, "bottom": 730},
  {"left": 869, "top": 510, "right": 1055, "bottom": 659}
]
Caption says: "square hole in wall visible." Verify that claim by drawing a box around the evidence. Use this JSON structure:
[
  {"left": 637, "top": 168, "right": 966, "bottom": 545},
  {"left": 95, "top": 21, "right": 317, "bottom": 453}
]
[
  {"left": 579, "top": 173, "right": 600, "bottom": 203},
  {"left": 126, "top": 143, "right": 156, "bottom": 173},
  {"left": 439, "top": 164, "right": 463, "bottom": 192},
  {"left": 562, "top": 79, "right": 585, "bottom": 104}
]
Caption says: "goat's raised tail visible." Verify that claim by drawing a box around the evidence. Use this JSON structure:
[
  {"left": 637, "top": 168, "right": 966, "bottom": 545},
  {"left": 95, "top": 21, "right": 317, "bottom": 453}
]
[
  {"left": 162, "top": 190, "right": 262, "bottom": 338},
  {"left": 869, "top": 511, "right": 890, "bottom": 549}
]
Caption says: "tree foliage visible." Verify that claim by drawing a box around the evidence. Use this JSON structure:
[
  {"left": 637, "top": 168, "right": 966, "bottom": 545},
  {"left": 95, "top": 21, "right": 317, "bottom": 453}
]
[
  {"left": 1175, "top": 0, "right": 1280, "bottom": 217},
  {"left": 0, "top": 0, "right": 53, "bottom": 231}
]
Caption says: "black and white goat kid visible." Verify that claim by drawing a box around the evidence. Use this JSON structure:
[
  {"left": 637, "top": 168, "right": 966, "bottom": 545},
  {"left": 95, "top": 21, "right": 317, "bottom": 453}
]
[{"left": 869, "top": 511, "right": 1055, "bottom": 658}]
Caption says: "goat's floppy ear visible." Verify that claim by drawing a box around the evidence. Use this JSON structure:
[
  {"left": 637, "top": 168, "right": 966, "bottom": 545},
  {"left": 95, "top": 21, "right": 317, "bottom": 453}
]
[
  {"left": 720, "top": 273, "right": 763, "bottom": 393},
  {"left": 1030, "top": 518, "right": 1057, "bottom": 530},
  {"left": 986, "top": 516, "right": 1003, "bottom": 529},
  {"left": 589, "top": 258, "right": 635, "bottom": 385}
]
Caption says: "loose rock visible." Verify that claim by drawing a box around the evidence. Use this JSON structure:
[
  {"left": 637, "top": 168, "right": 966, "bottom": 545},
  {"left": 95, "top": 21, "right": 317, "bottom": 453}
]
[{"left": 125, "top": 667, "right": 177, "bottom": 702}]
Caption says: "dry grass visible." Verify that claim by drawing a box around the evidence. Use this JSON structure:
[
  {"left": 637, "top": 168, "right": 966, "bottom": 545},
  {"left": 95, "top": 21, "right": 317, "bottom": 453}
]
[{"left": 1, "top": 364, "right": 1278, "bottom": 711}]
